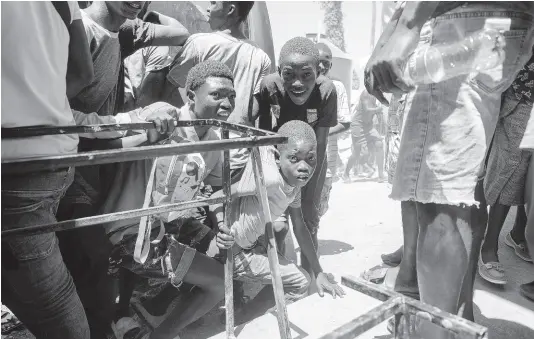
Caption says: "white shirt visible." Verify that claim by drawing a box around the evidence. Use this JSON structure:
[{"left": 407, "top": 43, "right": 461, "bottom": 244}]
[{"left": 1, "top": 2, "right": 130, "bottom": 160}]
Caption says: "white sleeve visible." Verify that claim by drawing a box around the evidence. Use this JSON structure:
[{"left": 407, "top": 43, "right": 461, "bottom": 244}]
[
  {"left": 67, "top": 1, "right": 82, "bottom": 22},
  {"left": 71, "top": 110, "right": 132, "bottom": 139}
]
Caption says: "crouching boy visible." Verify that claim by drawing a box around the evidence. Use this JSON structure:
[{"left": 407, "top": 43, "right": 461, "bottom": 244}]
[
  {"left": 105, "top": 60, "right": 237, "bottom": 339},
  {"left": 211, "top": 120, "right": 345, "bottom": 324}
]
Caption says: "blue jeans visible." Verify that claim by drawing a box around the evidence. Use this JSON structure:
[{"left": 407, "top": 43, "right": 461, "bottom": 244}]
[{"left": 1, "top": 168, "right": 90, "bottom": 339}]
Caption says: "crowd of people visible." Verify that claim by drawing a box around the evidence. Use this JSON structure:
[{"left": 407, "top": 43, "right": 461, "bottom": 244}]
[{"left": 1, "top": 1, "right": 533, "bottom": 339}]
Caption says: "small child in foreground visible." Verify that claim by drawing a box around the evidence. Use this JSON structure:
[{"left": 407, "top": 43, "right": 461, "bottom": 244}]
[{"left": 211, "top": 120, "right": 345, "bottom": 323}]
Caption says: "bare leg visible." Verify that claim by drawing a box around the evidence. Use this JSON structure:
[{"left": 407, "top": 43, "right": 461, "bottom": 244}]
[
  {"left": 481, "top": 202, "right": 511, "bottom": 263},
  {"left": 149, "top": 252, "right": 225, "bottom": 339},
  {"left": 394, "top": 202, "right": 419, "bottom": 299}
]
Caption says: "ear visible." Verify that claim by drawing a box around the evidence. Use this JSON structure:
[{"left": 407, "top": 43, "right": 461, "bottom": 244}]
[
  {"left": 274, "top": 147, "right": 281, "bottom": 168},
  {"left": 226, "top": 3, "right": 237, "bottom": 17},
  {"left": 187, "top": 89, "right": 196, "bottom": 106}
]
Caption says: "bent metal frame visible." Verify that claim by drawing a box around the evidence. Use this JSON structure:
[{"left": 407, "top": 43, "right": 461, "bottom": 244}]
[{"left": 2, "top": 120, "right": 488, "bottom": 339}]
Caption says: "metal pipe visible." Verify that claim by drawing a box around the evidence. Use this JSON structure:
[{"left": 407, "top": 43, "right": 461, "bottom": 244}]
[
  {"left": 317, "top": 297, "right": 403, "bottom": 339},
  {"left": 251, "top": 147, "right": 292, "bottom": 339},
  {"left": 2, "top": 135, "right": 287, "bottom": 174},
  {"left": 222, "top": 128, "right": 236, "bottom": 339},
  {"left": 341, "top": 275, "right": 396, "bottom": 302},
  {"left": 1, "top": 196, "right": 226, "bottom": 237}
]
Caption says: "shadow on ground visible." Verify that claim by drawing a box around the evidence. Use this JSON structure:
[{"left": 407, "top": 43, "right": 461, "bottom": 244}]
[{"left": 317, "top": 239, "right": 355, "bottom": 256}]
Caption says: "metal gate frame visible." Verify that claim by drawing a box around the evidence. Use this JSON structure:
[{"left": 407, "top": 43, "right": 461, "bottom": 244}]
[
  {"left": 319, "top": 276, "right": 488, "bottom": 339},
  {"left": 2, "top": 119, "right": 291, "bottom": 339}
]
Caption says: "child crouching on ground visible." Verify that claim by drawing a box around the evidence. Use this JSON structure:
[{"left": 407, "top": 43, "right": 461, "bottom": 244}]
[
  {"left": 210, "top": 120, "right": 345, "bottom": 324},
  {"left": 106, "top": 60, "right": 237, "bottom": 339}
]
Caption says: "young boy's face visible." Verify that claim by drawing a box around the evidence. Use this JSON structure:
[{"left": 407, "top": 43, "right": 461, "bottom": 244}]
[
  {"left": 279, "top": 53, "right": 318, "bottom": 106},
  {"left": 106, "top": 2, "right": 146, "bottom": 20},
  {"left": 279, "top": 140, "right": 317, "bottom": 188},
  {"left": 206, "top": 1, "right": 231, "bottom": 30},
  {"left": 190, "top": 77, "right": 236, "bottom": 120},
  {"left": 318, "top": 50, "right": 332, "bottom": 76}
]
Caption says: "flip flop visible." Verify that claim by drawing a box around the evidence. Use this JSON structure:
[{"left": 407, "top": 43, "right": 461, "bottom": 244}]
[{"left": 360, "top": 266, "right": 389, "bottom": 284}]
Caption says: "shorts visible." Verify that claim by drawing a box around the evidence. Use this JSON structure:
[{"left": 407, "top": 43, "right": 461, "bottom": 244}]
[
  {"left": 108, "top": 218, "right": 215, "bottom": 287},
  {"left": 351, "top": 125, "right": 383, "bottom": 146},
  {"left": 484, "top": 91, "right": 533, "bottom": 206}
]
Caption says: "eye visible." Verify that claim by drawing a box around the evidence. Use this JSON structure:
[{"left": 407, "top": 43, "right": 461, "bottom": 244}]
[
  {"left": 289, "top": 156, "right": 298, "bottom": 163},
  {"left": 308, "top": 154, "right": 316, "bottom": 162},
  {"left": 211, "top": 92, "right": 221, "bottom": 100},
  {"left": 303, "top": 72, "right": 312, "bottom": 79}
]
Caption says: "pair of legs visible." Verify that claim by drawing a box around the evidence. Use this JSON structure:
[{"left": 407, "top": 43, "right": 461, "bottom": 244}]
[
  {"left": 233, "top": 241, "right": 310, "bottom": 325},
  {"left": 344, "top": 127, "right": 385, "bottom": 180},
  {"left": 395, "top": 185, "right": 487, "bottom": 339},
  {"left": 114, "top": 219, "right": 224, "bottom": 339},
  {"left": 520, "top": 155, "right": 534, "bottom": 300},
  {"left": 1, "top": 168, "right": 90, "bottom": 339}
]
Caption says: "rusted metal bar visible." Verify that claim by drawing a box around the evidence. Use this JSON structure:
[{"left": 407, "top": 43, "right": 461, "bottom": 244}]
[
  {"left": 341, "top": 275, "right": 395, "bottom": 302},
  {"left": 341, "top": 275, "right": 488, "bottom": 339},
  {"left": 2, "top": 135, "right": 286, "bottom": 175},
  {"left": 222, "top": 128, "right": 235, "bottom": 339},
  {"left": 317, "top": 297, "right": 403, "bottom": 339},
  {"left": 1, "top": 196, "right": 226, "bottom": 237},
  {"left": 404, "top": 298, "right": 488, "bottom": 339},
  {"left": 1, "top": 119, "right": 277, "bottom": 139},
  {"left": 251, "top": 146, "right": 292, "bottom": 339}
]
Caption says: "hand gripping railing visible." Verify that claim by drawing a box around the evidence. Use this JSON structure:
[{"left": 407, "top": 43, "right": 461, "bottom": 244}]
[
  {"left": 320, "top": 276, "right": 488, "bottom": 339},
  {"left": 1, "top": 120, "right": 292, "bottom": 339}
]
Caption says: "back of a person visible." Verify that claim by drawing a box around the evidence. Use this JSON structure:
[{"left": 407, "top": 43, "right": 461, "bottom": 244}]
[
  {"left": 70, "top": 10, "right": 122, "bottom": 116},
  {"left": 172, "top": 32, "right": 271, "bottom": 125},
  {"left": 1, "top": 1, "right": 78, "bottom": 160}
]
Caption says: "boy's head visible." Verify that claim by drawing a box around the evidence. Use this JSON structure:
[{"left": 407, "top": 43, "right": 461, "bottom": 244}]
[
  {"left": 278, "top": 37, "right": 320, "bottom": 106},
  {"left": 277, "top": 120, "right": 317, "bottom": 188},
  {"left": 316, "top": 42, "right": 333, "bottom": 77},
  {"left": 186, "top": 60, "right": 236, "bottom": 120},
  {"left": 105, "top": 1, "right": 146, "bottom": 20},
  {"left": 207, "top": 1, "right": 255, "bottom": 31}
]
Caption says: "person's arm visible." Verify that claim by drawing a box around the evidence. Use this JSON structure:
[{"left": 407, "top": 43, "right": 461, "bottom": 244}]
[
  {"left": 66, "top": 3, "right": 94, "bottom": 98},
  {"left": 364, "top": 1, "right": 439, "bottom": 105},
  {"left": 256, "top": 78, "right": 275, "bottom": 130},
  {"left": 144, "top": 11, "right": 181, "bottom": 27},
  {"left": 328, "top": 122, "right": 349, "bottom": 136},
  {"left": 289, "top": 202, "right": 345, "bottom": 298}
]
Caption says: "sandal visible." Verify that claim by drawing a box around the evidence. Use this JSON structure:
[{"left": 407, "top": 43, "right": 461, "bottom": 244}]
[{"left": 1, "top": 306, "right": 23, "bottom": 335}]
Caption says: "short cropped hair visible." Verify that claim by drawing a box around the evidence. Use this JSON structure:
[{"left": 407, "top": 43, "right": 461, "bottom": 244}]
[
  {"left": 278, "top": 37, "right": 320, "bottom": 68},
  {"left": 316, "top": 42, "right": 332, "bottom": 57},
  {"left": 185, "top": 60, "right": 234, "bottom": 92},
  {"left": 277, "top": 120, "right": 317, "bottom": 151},
  {"left": 230, "top": 1, "right": 254, "bottom": 22}
]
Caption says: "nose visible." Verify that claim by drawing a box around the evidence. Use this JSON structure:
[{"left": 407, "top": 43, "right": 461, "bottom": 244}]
[
  {"left": 293, "top": 79, "right": 304, "bottom": 88},
  {"left": 297, "top": 162, "right": 310, "bottom": 173},
  {"left": 220, "top": 97, "right": 232, "bottom": 110}
]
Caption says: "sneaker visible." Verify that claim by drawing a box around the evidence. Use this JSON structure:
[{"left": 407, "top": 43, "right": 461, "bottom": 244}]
[
  {"left": 478, "top": 256, "right": 507, "bottom": 285},
  {"left": 504, "top": 232, "right": 532, "bottom": 262}
]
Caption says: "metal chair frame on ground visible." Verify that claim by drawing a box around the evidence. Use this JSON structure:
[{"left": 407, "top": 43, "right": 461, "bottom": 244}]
[
  {"left": 1, "top": 120, "right": 291, "bottom": 339},
  {"left": 320, "top": 276, "right": 488, "bottom": 339}
]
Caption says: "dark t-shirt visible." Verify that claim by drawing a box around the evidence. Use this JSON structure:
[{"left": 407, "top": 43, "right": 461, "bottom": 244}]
[{"left": 257, "top": 74, "right": 338, "bottom": 132}]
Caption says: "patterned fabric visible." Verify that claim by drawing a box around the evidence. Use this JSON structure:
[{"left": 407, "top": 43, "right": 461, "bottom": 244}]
[
  {"left": 510, "top": 55, "right": 534, "bottom": 105},
  {"left": 484, "top": 89, "right": 533, "bottom": 206}
]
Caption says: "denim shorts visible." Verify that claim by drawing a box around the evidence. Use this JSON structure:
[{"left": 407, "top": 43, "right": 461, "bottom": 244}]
[{"left": 391, "top": 4, "right": 534, "bottom": 206}]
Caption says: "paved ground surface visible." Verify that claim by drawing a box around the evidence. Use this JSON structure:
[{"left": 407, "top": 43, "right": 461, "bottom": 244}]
[{"left": 4, "top": 143, "right": 534, "bottom": 339}]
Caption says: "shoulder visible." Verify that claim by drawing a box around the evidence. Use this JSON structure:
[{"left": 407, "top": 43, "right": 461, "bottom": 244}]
[
  {"left": 317, "top": 75, "right": 336, "bottom": 94},
  {"left": 332, "top": 80, "right": 346, "bottom": 93}
]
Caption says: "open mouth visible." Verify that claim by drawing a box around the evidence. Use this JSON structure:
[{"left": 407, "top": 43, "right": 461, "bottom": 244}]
[
  {"left": 217, "top": 111, "right": 230, "bottom": 118},
  {"left": 290, "top": 89, "right": 307, "bottom": 97},
  {"left": 297, "top": 175, "right": 309, "bottom": 181},
  {"left": 125, "top": 2, "right": 141, "bottom": 10}
]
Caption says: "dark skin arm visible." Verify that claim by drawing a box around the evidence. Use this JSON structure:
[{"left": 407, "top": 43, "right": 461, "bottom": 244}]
[
  {"left": 289, "top": 207, "right": 345, "bottom": 298},
  {"left": 66, "top": 19, "right": 94, "bottom": 99},
  {"left": 329, "top": 122, "right": 350, "bottom": 136},
  {"left": 365, "top": 1, "right": 439, "bottom": 105}
]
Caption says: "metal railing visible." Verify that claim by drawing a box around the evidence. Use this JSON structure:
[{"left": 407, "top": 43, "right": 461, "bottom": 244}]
[
  {"left": 1, "top": 120, "right": 291, "bottom": 339},
  {"left": 320, "top": 276, "right": 488, "bottom": 339}
]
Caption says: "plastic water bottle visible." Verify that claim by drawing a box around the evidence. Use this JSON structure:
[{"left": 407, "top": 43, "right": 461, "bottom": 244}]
[{"left": 405, "top": 28, "right": 505, "bottom": 84}]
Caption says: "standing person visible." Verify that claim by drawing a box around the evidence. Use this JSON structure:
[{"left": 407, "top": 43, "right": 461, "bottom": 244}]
[
  {"left": 57, "top": 2, "right": 189, "bottom": 337},
  {"left": 1, "top": 2, "right": 164, "bottom": 338},
  {"left": 479, "top": 56, "right": 534, "bottom": 285},
  {"left": 256, "top": 37, "right": 338, "bottom": 277},
  {"left": 520, "top": 113, "right": 534, "bottom": 300},
  {"left": 152, "top": 1, "right": 272, "bottom": 129},
  {"left": 316, "top": 42, "right": 351, "bottom": 216},
  {"left": 365, "top": 2, "right": 534, "bottom": 338},
  {"left": 343, "top": 90, "right": 386, "bottom": 182}
]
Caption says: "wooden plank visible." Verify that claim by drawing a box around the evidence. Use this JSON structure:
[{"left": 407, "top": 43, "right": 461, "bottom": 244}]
[
  {"left": 208, "top": 284, "right": 382, "bottom": 339},
  {"left": 251, "top": 147, "right": 291, "bottom": 339}
]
